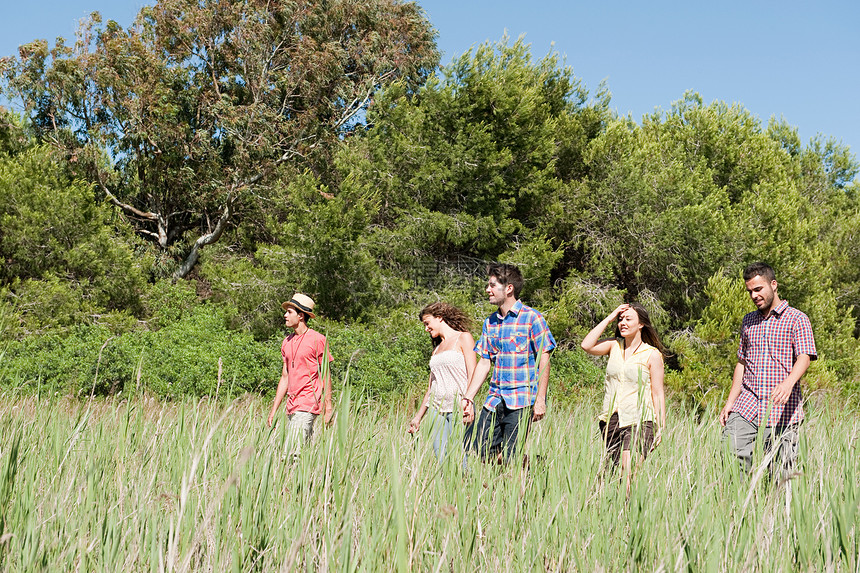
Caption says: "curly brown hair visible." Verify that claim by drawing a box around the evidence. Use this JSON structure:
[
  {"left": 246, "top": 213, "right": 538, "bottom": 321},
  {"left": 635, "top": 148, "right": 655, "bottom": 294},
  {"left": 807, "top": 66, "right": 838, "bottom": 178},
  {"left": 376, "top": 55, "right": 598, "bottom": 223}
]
[{"left": 419, "top": 302, "right": 473, "bottom": 347}]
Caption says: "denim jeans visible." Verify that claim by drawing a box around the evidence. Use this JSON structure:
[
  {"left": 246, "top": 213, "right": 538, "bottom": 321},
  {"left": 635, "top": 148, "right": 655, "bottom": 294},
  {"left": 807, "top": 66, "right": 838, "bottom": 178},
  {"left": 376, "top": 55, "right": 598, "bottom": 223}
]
[
  {"left": 464, "top": 400, "right": 532, "bottom": 464},
  {"left": 428, "top": 410, "right": 456, "bottom": 462}
]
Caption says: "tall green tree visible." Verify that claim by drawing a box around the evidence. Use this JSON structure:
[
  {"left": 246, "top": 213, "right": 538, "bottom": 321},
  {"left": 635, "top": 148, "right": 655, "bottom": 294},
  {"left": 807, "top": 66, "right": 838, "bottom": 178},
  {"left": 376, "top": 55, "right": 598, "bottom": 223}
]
[
  {"left": 338, "top": 37, "right": 608, "bottom": 292},
  {"left": 0, "top": 142, "right": 146, "bottom": 334},
  {"left": 0, "top": 0, "right": 437, "bottom": 277},
  {"left": 557, "top": 93, "right": 849, "bottom": 322}
]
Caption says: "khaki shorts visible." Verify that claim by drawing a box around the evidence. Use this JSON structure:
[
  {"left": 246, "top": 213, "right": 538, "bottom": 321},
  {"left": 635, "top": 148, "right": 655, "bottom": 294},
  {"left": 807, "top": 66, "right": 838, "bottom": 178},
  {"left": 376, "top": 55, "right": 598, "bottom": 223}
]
[{"left": 285, "top": 411, "right": 318, "bottom": 459}]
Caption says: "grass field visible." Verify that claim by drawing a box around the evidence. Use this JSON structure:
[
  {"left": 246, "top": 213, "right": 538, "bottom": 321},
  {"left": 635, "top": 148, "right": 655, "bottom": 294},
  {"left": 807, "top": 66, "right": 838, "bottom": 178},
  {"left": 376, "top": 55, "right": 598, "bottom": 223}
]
[{"left": 0, "top": 388, "right": 857, "bottom": 571}]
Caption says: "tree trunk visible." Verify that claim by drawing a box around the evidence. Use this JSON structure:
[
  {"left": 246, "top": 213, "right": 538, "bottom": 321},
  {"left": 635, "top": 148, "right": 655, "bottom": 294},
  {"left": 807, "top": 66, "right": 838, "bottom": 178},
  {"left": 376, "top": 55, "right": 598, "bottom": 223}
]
[{"left": 173, "top": 197, "right": 234, "bottom": 279}]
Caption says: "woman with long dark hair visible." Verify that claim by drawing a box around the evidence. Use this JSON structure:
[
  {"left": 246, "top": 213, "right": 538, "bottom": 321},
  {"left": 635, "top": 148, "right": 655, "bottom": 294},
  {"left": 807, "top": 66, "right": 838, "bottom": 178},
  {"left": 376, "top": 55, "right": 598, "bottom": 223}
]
[
  {"left": 408, "top": 302, "right": 477, "bottom": 462},
  {"left": 581, "top": 303, "right": 666, "bottom": 494}
]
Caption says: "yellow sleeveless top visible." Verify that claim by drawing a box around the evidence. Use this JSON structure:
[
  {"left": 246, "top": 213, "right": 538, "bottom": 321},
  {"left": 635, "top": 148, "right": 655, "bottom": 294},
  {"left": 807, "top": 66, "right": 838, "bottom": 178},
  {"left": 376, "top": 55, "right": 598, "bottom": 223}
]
[{"left": 598, "top": 338, "right": 656, "bottom": 427}]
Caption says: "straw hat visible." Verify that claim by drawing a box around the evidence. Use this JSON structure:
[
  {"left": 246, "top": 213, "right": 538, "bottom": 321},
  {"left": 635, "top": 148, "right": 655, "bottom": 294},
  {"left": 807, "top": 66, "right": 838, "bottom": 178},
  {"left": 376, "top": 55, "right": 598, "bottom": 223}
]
[{"left": 281, "top": 293, "right": 316, "bottom": 319}]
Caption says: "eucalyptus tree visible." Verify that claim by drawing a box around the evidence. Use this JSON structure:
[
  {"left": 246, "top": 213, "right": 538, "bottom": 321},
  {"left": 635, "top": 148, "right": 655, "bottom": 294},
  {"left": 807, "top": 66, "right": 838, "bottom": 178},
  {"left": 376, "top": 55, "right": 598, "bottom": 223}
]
[{"left": 1, "top": 0, "right": 438, "bottom": 277}]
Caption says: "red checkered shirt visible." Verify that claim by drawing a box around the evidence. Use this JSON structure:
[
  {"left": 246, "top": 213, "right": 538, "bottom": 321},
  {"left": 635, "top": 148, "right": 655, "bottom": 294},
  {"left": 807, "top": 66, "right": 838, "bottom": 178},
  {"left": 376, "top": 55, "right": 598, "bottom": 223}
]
[{"left": 731, "top": 300, "right": 816, "bottom": 426}]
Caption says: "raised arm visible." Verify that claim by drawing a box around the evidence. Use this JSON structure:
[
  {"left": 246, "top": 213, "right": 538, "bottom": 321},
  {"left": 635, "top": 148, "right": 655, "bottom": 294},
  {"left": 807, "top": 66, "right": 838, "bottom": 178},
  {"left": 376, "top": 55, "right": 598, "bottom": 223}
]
[{"left": 581, "top": 304, "right": 629, "bottom": 356}]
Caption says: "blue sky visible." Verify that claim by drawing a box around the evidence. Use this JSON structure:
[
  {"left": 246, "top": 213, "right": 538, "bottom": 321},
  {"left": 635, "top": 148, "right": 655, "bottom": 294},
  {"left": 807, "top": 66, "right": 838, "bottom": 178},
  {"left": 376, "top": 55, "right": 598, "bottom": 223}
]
[{"left": 2, "top": 0, "right": 858, "bottom": 162}]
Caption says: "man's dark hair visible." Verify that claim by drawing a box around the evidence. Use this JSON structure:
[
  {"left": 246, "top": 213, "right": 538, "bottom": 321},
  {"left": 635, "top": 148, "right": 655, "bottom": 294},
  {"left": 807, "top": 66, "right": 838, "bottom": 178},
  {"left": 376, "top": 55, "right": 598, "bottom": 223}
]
[
  {"left": 488, "top": 263, "right": 524, "bottom": 300},
  {"left": 743, "top": 262, "right": 776, "bottom": 283},
  {"left": 288, "top": 308, "right": 309, "bottom": 323}
]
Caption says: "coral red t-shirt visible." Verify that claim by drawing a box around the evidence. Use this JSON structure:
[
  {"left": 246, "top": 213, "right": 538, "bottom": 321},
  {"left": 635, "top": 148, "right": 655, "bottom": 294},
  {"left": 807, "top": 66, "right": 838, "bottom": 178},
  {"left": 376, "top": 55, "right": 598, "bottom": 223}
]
[{"left": 280, "top": 329, "right": 333, "bottom": 415}]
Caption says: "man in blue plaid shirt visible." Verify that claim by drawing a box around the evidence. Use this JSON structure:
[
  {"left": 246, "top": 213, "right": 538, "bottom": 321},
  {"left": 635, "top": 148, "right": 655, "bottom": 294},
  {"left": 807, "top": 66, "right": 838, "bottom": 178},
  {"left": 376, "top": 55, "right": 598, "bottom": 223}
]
[{"left": 462, "top": 263, "right": 556, "bottom": 464}]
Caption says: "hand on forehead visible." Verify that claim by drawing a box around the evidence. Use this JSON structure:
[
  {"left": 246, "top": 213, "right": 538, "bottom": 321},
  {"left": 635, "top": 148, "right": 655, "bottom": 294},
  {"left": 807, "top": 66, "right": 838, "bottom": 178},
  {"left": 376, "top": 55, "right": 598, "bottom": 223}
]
[{"left": 619, "top": 307, "right": 638, "bottom": 321}]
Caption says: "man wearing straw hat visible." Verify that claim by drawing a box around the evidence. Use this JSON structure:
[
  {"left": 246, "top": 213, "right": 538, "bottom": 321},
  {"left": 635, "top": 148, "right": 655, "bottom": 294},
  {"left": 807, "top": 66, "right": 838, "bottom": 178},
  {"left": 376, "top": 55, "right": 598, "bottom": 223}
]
[{"left": 267, "top": 293, "right": 333, "bottom": 454}]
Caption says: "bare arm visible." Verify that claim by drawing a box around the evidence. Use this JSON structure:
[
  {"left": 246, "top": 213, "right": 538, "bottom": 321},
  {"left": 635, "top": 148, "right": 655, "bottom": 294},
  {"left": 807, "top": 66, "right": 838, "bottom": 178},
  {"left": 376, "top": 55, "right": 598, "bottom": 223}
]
[
  {"left": 408, "top": 376, "right": 432, "bottom": 433},
  {"left": 321, "top": 359, "right": 334, "bottom": 425},
  {"left": 649, "top": 350, "right": 666, "bottom": 447},
  {"left": 772, "top": 354, "right": 812, "bottom": 405},
  {"left": 267, "top": 361, "right": 289, "bottom": 427},
  {"left": 462, "top": 357, "right": 492, "bottom": 424},
  {"left": 532, "top": 350, "right": 552, "bottom": 422},
  {"left": 314, "top": 339, "right": 334, "bottom": 425},
  {"left": 461, "top": 332, "right": 478, "bottom": 385},
  {"left": 532, "top": 352, "right": 550, "bottom": 422},
  {"left": 719, "top": 361, "right": 746, "bottom": 426},
  {"left": 581, "top": 304, "right": 628, "bottom": 356}
]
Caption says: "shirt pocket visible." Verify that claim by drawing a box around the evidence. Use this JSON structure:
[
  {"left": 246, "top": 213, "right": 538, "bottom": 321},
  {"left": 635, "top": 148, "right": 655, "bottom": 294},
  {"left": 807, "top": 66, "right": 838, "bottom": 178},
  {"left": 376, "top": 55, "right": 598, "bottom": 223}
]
[{"left": 511, "top": 331, "right": 530, "bottom": 353}]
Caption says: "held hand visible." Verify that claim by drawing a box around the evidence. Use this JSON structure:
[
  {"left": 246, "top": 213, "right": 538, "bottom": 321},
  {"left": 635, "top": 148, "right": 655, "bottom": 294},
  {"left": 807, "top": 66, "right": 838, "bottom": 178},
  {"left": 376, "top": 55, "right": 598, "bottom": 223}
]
[
  {"left": 609, "top": 303, "right": 631, "bottom": 321},
  {"left": 324, "top": 402, "right": 334, "bottom": 426},
  {"left": 462, "top": 399, "right": 475, "bottom": 424},
  {"left": 407, "top": 416, "right": 420, "bottom": 434},
  {"left": 772, "top": 379, "right": 795, "bottom": 405},
  {"left": 532, "top": 398, "right": 547, "bottom": 422}
]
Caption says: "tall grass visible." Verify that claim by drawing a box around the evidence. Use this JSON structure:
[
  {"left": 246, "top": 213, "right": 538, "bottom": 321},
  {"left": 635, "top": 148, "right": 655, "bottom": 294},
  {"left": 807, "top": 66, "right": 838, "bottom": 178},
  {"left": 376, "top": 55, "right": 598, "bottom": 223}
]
[{"left": 0, "top": 387, "right": 856, "bottom": 571}]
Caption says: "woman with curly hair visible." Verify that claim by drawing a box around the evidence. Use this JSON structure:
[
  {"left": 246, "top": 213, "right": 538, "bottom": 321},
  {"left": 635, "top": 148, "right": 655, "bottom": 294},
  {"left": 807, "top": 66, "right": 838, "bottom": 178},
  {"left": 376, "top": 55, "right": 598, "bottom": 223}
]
[{"left": 408, "top": 302, "right": 477, "bottom": 462}]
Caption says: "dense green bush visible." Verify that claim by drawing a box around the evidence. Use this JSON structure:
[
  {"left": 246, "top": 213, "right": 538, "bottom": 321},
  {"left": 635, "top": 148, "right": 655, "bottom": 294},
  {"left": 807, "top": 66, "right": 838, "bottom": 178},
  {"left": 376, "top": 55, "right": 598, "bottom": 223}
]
[
  {"left": 198, "top": 248, "right": 291, "bottom": 341},
  {"left": 0, "top": 298, "right": 605, "bottom": 407},
  {"left": 320, "top": 315, "right": 430, "bottom": 399},
  {"left": 140, "top": 278, "right": 201, "bottom": 330},
  {"left": 548, "top": 348, "right": 604, "bottom": 400},
  {"left": 0, "top": 306, "right": 277, "bottom": 398},
  {"left": 0, "top": 146, "right": 147, "bottom": 319}
]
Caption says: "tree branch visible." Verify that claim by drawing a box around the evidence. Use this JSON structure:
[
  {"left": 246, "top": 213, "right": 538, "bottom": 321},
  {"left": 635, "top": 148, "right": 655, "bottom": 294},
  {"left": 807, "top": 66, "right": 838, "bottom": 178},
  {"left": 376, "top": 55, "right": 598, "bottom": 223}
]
[
  {"left": 334, "top": 71, "right": 395, "bottom": 131},
  {"left": 137, "top": 229, "right": 160, "bottom": 241},
  {"left": 173, "top": 192, "right": 235, "bottom": 279},
  {"left": 95, "top": 171, "right": 158, "bottom": 222}
]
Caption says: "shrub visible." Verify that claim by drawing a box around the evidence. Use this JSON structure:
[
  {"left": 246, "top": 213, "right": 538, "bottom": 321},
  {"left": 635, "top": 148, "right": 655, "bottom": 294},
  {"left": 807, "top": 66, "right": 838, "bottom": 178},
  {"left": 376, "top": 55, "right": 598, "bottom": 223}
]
[{"left": 0, "top": 305, "right": 277, "bottom": 398}]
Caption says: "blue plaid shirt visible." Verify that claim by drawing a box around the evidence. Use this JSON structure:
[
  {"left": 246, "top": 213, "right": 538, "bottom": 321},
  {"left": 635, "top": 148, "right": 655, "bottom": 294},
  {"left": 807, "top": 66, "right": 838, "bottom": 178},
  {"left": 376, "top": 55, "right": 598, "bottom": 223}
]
[{"left": 475, "top": 300, "right": 556, "bottom": 411}]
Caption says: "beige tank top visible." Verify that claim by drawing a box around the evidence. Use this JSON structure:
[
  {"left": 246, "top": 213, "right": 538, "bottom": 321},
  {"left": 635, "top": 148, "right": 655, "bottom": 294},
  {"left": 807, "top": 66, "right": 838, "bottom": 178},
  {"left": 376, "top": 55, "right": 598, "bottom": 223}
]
[
  {"left": 598, "top": 338, "right": 656, "bottom": 427},
  {"left": 429, "top": 337, "right": 468, "bottom": 413}
]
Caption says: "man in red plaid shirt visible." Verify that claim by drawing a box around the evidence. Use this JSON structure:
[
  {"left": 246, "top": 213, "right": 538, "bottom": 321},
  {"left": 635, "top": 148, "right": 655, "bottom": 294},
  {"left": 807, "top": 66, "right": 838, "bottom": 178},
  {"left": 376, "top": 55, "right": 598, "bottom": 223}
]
[{"left": 719, "top": 262, "right": 817, "bottom": 477}]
